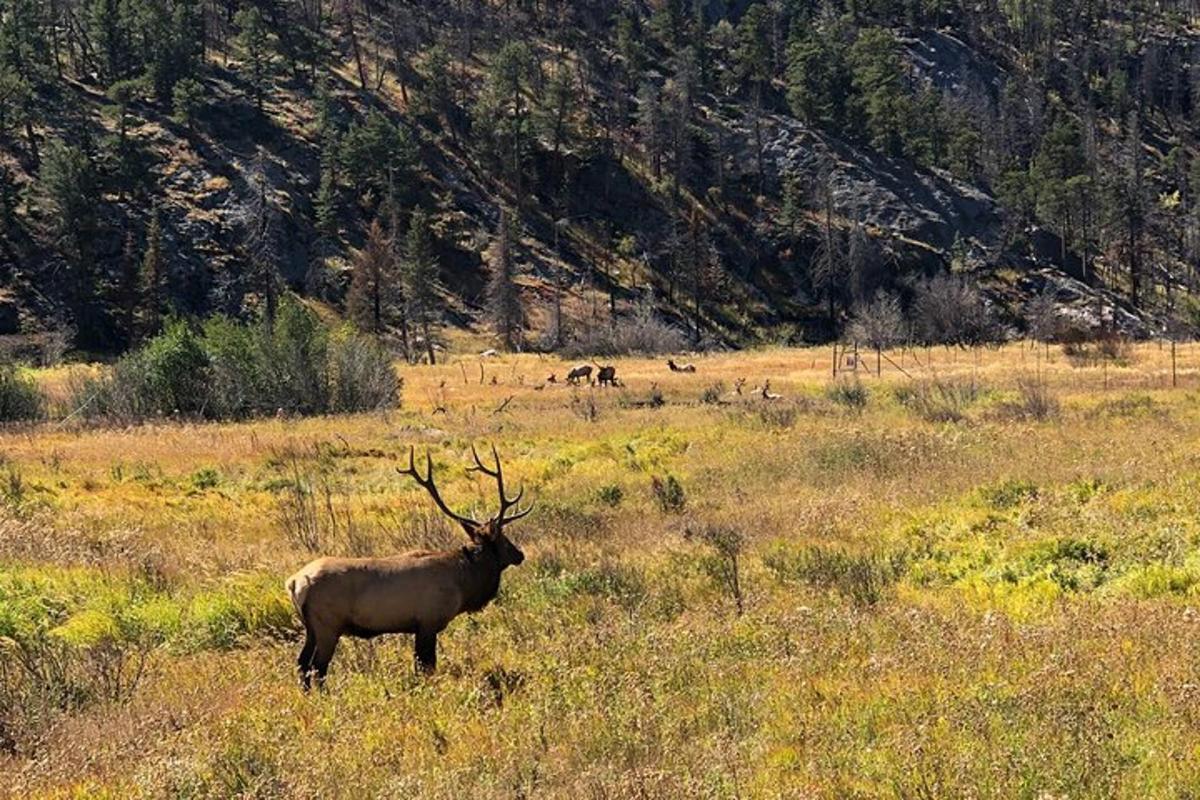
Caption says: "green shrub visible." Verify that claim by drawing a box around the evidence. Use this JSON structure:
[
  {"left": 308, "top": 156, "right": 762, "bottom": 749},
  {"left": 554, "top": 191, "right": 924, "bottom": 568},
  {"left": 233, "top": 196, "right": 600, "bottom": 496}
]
[
  {"left": 651, "top": 474, "right": 686, "bottom": 513},
  {"left": 140, "top": 319, "right": 210, "bottom": 415},
  {"left": 827, "top": 377, "right": 868, "bottom": 411},
  {"left": 329, "top": 331, "right": 401, "bottom": 412},
  {"left": 0, "top": 366, "right": 45, "bottom": 422},
  {"left": 894, "top": 377, "right": 985, "bottom": 422},
  {"left": 68, "top": 301, "right": 401, "bottom": 423},
  {"left": 979, "top": 479, "right": 1039, "bottom": 509},
  {"left": 595, "top": 484, "right": 624, "bottom": 507},
  {"left": 994, "top": 375, "right": 1060, "bottom": 421},
  {"left": 765, "top": 543, "right": 906, "bottom": 606}
]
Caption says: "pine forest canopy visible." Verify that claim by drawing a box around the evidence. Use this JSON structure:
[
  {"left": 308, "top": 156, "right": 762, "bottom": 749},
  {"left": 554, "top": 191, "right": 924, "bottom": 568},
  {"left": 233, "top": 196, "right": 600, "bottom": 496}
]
[{"left": 1, "top": 0, "right": 1200, "bottom": 353}]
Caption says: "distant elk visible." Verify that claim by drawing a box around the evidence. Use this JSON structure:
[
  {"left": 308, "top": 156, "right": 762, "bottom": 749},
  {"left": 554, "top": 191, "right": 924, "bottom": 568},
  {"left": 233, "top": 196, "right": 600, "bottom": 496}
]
[
  {"left": 596, "top": 364, "right": 618, "bottom": 386},
  {"left": 285, "top": 445, "right": 532, "bottom": 688},
  {"left": 667, "top": 359, "right": 696, "bottom": 373},
  {"left": 566, "top": 364, "right": 592, "bottom": 384}
]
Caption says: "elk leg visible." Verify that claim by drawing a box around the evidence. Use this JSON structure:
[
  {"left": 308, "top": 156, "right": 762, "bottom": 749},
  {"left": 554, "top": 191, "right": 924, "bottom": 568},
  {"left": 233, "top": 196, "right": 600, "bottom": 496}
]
[
  {"left": 297, "top": 629, "right": 316, "bottom": 690},
  {"left": 414, "top": 631, "right": 437, "bottom": 674},
  {"left": 310, "top": 634, "right": 339, "bottom": 690}
]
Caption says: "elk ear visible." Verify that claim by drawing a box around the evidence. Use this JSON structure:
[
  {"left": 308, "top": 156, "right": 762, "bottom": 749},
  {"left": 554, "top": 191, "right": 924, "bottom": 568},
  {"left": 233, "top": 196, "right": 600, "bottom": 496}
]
[{"left": 461, "top": 521, "right": 486, "bottom": 542}]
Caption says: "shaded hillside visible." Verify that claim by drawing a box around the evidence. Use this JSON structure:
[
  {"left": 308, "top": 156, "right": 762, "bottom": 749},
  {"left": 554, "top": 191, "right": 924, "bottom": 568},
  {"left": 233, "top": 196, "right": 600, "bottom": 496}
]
[{"left": 2, "top": 1, "right": 1199, "bottom": 352}]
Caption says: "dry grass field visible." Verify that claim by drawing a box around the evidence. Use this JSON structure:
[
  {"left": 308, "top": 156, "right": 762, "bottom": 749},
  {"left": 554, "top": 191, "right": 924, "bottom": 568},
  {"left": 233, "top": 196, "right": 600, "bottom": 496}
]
[{"left": 7, "top": 342, "right": 1200, "bottom": 797}]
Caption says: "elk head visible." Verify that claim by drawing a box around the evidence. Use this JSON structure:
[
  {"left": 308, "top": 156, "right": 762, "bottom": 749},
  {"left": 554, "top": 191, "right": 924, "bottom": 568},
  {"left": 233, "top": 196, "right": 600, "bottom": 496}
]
[{"left": 397, "top": 444, "right": 531, "bottom": 566}]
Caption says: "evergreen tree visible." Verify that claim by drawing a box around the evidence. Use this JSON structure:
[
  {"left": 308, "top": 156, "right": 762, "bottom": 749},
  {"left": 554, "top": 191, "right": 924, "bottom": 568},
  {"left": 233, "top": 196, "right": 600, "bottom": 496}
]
[
  {"left": 537, "top": 60, "right": 576, "bottom": 158},
  {"left": 403, "top": 208, "right": 441, "bottom": 364},
  {"left": 0, "top": 163, "right": 16, "bottom": 239},
  {"left": 347, "top": 219, "right": 394, "bottom": 335},
  {"left": 1108, "top": 113, "right": 1148, "bottom": 307},
  {"left": 786, "top": 19, "right": 850, "bottom": 128},
  {"left": 242, "top": 153, "right": 281, "bottom": 324},
  {"left": 235, "top": 6, "right": 272, "bottom": 113},
  {"left": 736, "top": 3, "right": 773, "bottom": 194},
  {"left": 486, "top": 207, "right": 524, "bottom": 351},
  {"left": 340, "top": 111, "right": 417, "bottom": 210},
  {"left": 473, "top": 43, "right": 534, "bottom": 206},
  {"left": 139, "top": 207, "right": 167, "bottom": 338},
  {"left": 848, "top": 27, "right": 909, "bottom": 157},
  {"left": 172, "top": 77, "right": 205, "bottom": 130},
  {"left": 33, "top": 140, "right": 101, "bottom": 332}
]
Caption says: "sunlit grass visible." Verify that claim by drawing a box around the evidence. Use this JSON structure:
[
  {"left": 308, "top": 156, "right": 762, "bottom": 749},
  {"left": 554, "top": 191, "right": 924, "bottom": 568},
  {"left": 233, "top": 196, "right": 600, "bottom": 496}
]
[{"left": 7, "top": 342, "right": 1200, "bottom": 797}]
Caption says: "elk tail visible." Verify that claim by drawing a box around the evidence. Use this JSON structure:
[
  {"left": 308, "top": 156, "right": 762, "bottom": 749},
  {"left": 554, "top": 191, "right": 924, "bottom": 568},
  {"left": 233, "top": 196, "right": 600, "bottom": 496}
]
[{"left": 285, "top": 574, "right": 313, "bottom": 624}]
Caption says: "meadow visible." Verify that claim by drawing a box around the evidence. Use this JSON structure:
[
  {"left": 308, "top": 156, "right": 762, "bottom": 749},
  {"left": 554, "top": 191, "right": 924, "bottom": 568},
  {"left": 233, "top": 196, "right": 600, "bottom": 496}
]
[{"left": 6, "top": 341, "right": 1200, "bottom": 797}]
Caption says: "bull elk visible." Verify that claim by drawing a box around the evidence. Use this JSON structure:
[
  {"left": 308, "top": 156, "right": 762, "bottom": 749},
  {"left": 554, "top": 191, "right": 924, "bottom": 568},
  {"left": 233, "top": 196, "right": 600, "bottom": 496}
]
[{"left": 285, "top": 445, "right": 532, "bottom": 689}]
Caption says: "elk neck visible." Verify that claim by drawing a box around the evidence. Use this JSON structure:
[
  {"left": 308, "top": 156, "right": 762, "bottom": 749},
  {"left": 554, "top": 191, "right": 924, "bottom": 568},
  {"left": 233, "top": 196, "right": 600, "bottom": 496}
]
[{"left": 456, "top": 544, "right": 507, "bottom": 613}]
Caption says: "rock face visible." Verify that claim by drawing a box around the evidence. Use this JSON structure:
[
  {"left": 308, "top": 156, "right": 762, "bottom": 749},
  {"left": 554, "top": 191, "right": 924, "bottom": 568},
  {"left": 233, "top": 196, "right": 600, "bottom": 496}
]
[
  {"left": 904, "top": 29, "right": 1007, "bottom": 104},
  {"left": 1017, "top": 269, "right": 1153, "bottom": 338},
  {"left": 757, "top": 115, "right": 1002, "bottom": 253}
]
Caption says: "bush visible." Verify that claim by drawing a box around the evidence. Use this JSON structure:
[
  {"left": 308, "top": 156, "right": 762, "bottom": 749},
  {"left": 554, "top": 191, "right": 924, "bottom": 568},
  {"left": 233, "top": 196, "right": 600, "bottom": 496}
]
[
  {"left": 595, "top": 484, "right": 624, "bottom": 507},
  {"left": 995, "top": 375, "right": 1060, "bottom": 421},
  {"left": 561, "top": 302, "right": 687, "bottom": 357},
  {"left": 894, "top": 377, "right": 985, "bottom": 423},
  {"left": 0, "top": 366, "right": 45, "bottom": 422},
  {"left": 68, "top": 302, "right": 401, "bottom": 423},
  {"left": 764, "top": 544, "right": 906, "bottom": 606},
  {"left": 1060, "top": 329, "right": 1132, "bottom": 367},
  {"left": 827, "top": 377, "right": 869, "bottom": 411},
  {"left": 651, "top": 474, "right": 686, "bottom": 513},
  {"left": 329, "top": 332, "right": 401, "bottom": 413}
]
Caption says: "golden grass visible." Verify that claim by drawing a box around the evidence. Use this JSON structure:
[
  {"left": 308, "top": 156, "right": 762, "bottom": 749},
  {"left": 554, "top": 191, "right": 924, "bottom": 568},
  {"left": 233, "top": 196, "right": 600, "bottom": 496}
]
[{"left": 6, "top": 342, "right": 1200, "bottom": 797}]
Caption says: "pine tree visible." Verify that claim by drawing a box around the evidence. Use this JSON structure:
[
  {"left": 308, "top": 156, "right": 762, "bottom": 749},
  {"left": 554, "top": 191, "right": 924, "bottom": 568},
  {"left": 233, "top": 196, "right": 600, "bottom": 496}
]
[
  {"left": 140, "top": 208, "right": 166, "bottom": 338},
  {"left": 242, "top": 153, "right": 280, "bottom": 324},
  {"left": 117, "top": 227, "right": 140, "bottom": 346},
  {"left": 172, "top": 77, "right": 205, "bottom": 131},
  {"left": 736, "top": 3, "right": 773, "bottom": 195},
  {"left": 347, "top": 219, "right": 394, "bottom": 335},
  {"left": 848, "top": 27, "right": 909, "bottom": 157},
  {"left": 33, "top": 140, "right": 101, "bottom": 338},
  {"left": 786, "top": 18, "right": 850, "bottom": 128},
  {"left": 536, "top": 60, "right": 575, "bottom": 158},
  {"left": 0, "top": 163, "right": 16, "bottom": 239},
  {"left": 403, "top": 208, "right": 440, "bottom": 364},
  {"left": 473, "top": 43, "right": 533, "bottom": 207},
  {"left": 235, "top": 7, "right": 272, "bottom": 113},
  {"left": 486, "top": 207, "right": 524, "bottom": 351}
]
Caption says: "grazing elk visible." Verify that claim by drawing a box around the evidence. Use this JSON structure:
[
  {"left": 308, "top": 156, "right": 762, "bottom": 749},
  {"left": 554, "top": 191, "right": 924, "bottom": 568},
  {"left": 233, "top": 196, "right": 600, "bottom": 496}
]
[
  {"left": 667, "top": 359, "right": 696, "bottom": 373},
  {"left": 286, "top": 445, "right": 532, "bottom": 688},
  {"left": 566, "top": 364, "right": 593, "bottom": 384},
  {"left": 596, "top": 364, "right": 618, "bottom": 386}
]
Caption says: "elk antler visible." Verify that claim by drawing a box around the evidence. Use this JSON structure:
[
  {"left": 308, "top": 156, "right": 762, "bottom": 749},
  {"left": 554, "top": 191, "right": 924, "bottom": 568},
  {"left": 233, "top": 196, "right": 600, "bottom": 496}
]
[
  {"left": 468, "top": 444, "right": 534, "bottom": 525},
  {"left": 397, "top": 447, "right": 478, "bottom": 533}
]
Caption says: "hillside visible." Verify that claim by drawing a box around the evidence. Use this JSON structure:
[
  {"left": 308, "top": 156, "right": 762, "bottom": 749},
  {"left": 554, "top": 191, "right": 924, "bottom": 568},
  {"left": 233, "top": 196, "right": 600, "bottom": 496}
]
[{"left": 2, "top": 1, "right": 1199, "bottom": 353}]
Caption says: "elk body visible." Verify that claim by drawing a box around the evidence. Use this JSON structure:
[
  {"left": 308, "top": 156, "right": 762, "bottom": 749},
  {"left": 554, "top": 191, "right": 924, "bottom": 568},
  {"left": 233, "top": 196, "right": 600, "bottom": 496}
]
[
  {"left": 596, "top": 365, "right": 618, "bottom": 386},
  {"left": 667, "top": 359, "right": 696, "bottom": 373},
  {"left": 286, "top": 446, "right": 532, "bottom": 689},
  {"left": 566, "top": 364, "right": 593, "bottom": 384}
]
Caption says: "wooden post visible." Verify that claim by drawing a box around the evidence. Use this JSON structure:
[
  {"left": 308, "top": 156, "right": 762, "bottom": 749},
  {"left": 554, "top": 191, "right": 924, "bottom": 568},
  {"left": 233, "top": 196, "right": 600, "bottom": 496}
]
[{"left": 1172, "top": 338, "right": 1177, "bottom": 388}]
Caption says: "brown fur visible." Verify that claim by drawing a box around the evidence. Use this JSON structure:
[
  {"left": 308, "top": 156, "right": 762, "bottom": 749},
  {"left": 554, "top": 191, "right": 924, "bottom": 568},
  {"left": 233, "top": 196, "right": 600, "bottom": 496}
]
[
  {"left": 566, "top": 364, "right": 592, "bottom": 384},
  {"left": 286, "top": 447, "right": 530, "bottom": 688}
]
